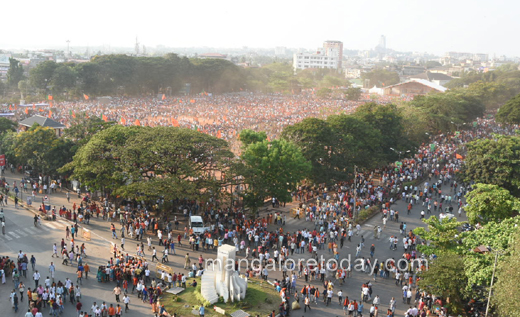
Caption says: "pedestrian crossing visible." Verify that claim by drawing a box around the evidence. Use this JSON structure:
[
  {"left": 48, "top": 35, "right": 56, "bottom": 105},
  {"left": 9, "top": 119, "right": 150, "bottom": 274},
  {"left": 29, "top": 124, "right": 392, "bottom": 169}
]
[{"left": 0, "top": 219, "right": 71, "bottom": 242}]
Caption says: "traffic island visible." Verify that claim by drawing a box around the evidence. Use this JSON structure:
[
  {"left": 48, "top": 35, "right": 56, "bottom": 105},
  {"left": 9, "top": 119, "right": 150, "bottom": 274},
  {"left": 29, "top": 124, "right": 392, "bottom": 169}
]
[{"left": 163, "top": 277, "right": 280, "bottom": 317}]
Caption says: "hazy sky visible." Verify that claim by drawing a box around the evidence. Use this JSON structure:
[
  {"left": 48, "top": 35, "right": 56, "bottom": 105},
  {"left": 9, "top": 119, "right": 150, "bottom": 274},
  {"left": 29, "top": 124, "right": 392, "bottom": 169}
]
[{"left": 2, "top": 0, "right": 518, "bottom": 56}]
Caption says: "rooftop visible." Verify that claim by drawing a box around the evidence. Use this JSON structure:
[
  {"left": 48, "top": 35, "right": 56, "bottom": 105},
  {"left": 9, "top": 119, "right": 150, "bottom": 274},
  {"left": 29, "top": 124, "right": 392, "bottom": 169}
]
[{"left": 19, "top": 115, "right": 65, "bottom": 129}]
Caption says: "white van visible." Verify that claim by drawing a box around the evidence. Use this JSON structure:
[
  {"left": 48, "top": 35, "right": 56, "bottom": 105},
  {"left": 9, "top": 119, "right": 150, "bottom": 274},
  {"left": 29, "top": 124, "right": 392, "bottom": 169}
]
[{"left": 189, "top": 216, "right": 206, "bottom": 234}]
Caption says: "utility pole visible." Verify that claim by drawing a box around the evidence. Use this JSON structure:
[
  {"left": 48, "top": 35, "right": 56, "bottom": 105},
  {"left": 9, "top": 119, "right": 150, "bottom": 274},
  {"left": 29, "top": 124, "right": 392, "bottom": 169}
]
[{"left": 485, "top": 250, "right": 502, "bottom": 317}]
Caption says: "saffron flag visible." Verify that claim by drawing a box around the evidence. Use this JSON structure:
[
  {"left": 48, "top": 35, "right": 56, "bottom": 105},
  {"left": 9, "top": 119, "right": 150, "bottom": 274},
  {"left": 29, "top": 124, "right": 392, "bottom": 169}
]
[
  {"left": 25, "top": 107, "right": 29, "bottom": 115},
  {"left": 162, "top": 94, "right": 166, "bottom": 100},
  {"left": 134, "top": 119, "right": 141, "bottom": 126},
  {"left": 48, "top": 95, "right": 53, "bottom": 100},
  {"left": 9, "top": 105, "right": 12, "bottom": 111},
  {"left": 102, "top": 114, "right": 108, "bottom": 122},
  {"left": 48, "top": 110, "right": 52, "bottom": 118},
  {"left": 217, "top": 130, "right": 222, "bottom": 138},
  {"left": 455, "top": 154, "right": 463, "bottom": 159},
  {"left": 83, "top": 94, "right": 89, "bottom": 100},
  {"left": 72, "top": 112, "right": 76, "bottom": 119},
  {"left": 121, "top": 117, "right": 126, "bottom": 125},
  {"left": 33, "top": 104, "right": 36, "bottom": 110}
]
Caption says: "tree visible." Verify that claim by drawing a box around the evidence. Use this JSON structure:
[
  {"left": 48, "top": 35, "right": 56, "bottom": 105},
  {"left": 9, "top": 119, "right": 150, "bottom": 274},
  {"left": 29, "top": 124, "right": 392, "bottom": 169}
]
[
  {"left": 13, "top": 124, "right": 75, "bottom": 175},
  {"left": 460, "top": 135, "right": 520, "bottom": 197},
  {"left": 417, "top": 253, "right": 467, "bottom": 314},
  {"left": 458, "top": 216, "right": 520, "bottom": 290},
  {"left": 51, "top": 64, "right": 77, "bottom": 95},
  {"left": 496, "top": 93, "right": 520, "bottom": 124},
  {"left": 29, "top": 60, "right": 58, "bottom": 91},
  {"left": 63, "top": 114, "right": 116, "bottom": 150},
  {"left": 282, "top": 118, "right": 338, "bottom": 184},
  {"left": 425, "top": 61, "right": 442, "bottom": 69},
  {"left": 353, "top": 103, "right": 412, "bottom": 162},
  {"left": 494, "top": 229, "right": 520, "bottom": 316},
  {"left": 238, "top": 129, "right": 267, "bottom": 148},
  {"left": 411, "top": 91, "right": 485, "bottom": 133},
  {"left": 62, "top": 126, "right": 233, "bottom": 203},
  {"left": 240, "top": 139, "right": 310, "bottom": 212},
  {"left": 361, "top": 69, "right": 399, "bottom": 88},
  {"left": 7, "top": 58, "right": 24, "bottom": 87},
  {"left": 327, "top": 114, "right": 385, "bottom": 170},
  {"left": 0, "top": 118, "right": 17, "bottom": 134},
  {"left": 464, "top": 183, "right": 519, "bottom": 225},
  {"left": 413, "top": 216, "right": 463, "bottom": 255},
  {"left": 344, "top": 87, "right": 362, "bottom": 101},
  {"left": 465, "top": 81, "right": 513, "bottom": 111},
  {"left": 60, "top": 125, "right": 140, "bottom": 193},
  {"left": 316, "top": 87, "right": 331, "bottom": 98}
]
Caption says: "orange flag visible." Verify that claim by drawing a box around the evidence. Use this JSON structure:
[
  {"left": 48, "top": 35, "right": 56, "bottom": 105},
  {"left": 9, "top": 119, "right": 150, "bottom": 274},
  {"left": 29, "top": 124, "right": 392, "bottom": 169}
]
[
  {"left": 48, "top": 110, "right": 52, "bottom": 118},
  {"left": 9, "top": 105, "right": 12, "bottom": 111},
  {"left": 102, "top": 114, "right": 108, "bottom": 122},
  {"left": 83, "top": 94, "right": 89, "bottom": 100},
  {"left": 48, "top": 95, "right": 53, "bottom": 100},
  {"left": 190, "top": 99, "right": 195, "bottom": 104},
  {"left": 455, "top": 154, "right": 463, "bottom": 159},
  {"left": 33, "top": 104, "right": 36, "bottom": 110},
  {"left": 25, "top": 107, "right": 29, "bottom": 115},
  {"left": 39, "top": 108, "right": 43, "bottom": 112},
  {"left": 162, "top": 94, "right": 166, "bottom": 100},
  {"left": 134, "top": 119, "right": 141, "bottom": 126},
  {"left": 72, "top": 112, "right": 76, "bottom": 119},
  {"left": 217, "top": 130, "right": 222, "bottom": 138},
  {"left": 121, "top": 117, "right": 126, "bottom": 125}
]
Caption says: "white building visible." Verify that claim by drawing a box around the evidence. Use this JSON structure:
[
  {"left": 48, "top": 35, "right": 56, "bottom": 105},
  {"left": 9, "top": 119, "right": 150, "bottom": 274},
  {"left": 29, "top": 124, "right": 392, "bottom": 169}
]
[{"left": 293, "top": 41, "right": 342, "bottom": 70}]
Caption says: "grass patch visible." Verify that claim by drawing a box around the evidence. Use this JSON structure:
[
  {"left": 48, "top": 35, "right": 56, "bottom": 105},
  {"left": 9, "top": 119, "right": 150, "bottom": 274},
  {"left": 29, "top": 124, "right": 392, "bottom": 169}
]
[{"left": 163, "top": 277, "right": 280, "bottom": 316}]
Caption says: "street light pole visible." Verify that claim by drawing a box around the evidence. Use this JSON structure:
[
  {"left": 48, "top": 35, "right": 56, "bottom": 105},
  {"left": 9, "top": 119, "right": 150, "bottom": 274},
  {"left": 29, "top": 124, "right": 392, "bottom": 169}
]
[{"left": 485, "top": 250, "right": 502, "bottom": 317}]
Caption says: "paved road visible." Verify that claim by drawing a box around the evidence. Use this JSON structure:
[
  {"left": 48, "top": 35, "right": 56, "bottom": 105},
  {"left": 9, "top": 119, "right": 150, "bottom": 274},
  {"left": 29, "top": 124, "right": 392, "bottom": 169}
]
[{"left": 0, "top": 170, "right": 468, "bottom": 316}]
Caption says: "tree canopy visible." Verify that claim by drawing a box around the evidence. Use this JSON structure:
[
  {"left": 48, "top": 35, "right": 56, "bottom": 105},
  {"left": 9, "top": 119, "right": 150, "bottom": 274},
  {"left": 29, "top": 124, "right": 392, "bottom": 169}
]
[
  {"left": 460, "top": 135, "right": 520, "bottom": 197},
  {"left": 239, "top": 138, "right": 310, "bottom": 212},
  {"left": 496, "top": 93, "right": 520, "bottom": 124},
  {"left": 464, "top": 183, "right": 519, "bottom": 225},
  {"left": 61, "top": 125, "right": 233, "bottom": 202}
]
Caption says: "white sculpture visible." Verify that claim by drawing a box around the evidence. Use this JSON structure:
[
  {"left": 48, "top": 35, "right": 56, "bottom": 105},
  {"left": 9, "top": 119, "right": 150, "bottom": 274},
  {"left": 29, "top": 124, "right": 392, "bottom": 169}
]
[{"left": 201, "top": 245, "right": 248, "bottom": 304}]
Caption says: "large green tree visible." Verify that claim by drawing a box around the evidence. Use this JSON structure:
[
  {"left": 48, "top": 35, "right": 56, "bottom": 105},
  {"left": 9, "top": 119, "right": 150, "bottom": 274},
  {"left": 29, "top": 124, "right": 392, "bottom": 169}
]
[
  {"left": 464, "top": 183, "right": 519, "bottom": 225},
  {"left": 13, "top": 124, "right": 75, "bottom": 175},
  {"left": 29, "top": 60, "right": 58, "bottom": 91},
  {"left": 458, "top": 216, "right": 520, "bottom": 290},
  {"left": 411, "top": 91, "right": 485, "bottom": 133},
  {"left": 460, "top": 135, "right": 520, "bottom": 197},
  {"left": 62, "top": 125, "right": 233, "bottom": 202},
  {"left": 496, "top": 93, "right": 520, "bottom": 124},
  {"left": 413, "top": 216, "right": 463, "bottom": 255},
  {"left": 417, "top": 253, "right": 467, "bottom": 314},
  {"left": 240, "top": 138, "right": 310, "bottom": 211},
  {"left": 7, "top": 58, "right": 24, "bottom": 87},
  {"left": 63, "top": 114, "right": 116, "bottom": 150},
  {"left": 281, "top": 118, "right": 337, "bottom": 184},
  {"left": 0, "top": 118, "right": 17, "bottom": 134},
  {"left": 353, "top": 102, "right": 411, "bottom": 162}
]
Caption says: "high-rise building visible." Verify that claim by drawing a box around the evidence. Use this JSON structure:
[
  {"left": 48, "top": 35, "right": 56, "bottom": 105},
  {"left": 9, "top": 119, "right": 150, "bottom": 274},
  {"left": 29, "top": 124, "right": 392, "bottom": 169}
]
[{"left": 293, "top": 40, "right": 343, "bottom": 71}]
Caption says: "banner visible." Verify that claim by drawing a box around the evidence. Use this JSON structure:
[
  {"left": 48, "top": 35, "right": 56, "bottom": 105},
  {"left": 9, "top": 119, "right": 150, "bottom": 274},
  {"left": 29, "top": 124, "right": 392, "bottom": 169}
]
[{"left": 0, "top": 154, "right": 5, "bottom": 166}]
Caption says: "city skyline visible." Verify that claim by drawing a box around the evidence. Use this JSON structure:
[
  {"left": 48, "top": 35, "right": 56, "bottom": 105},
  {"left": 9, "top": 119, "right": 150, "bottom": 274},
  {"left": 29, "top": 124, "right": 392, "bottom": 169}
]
[{"left": 1, "top": 0, "right": 518, "bottom": 57}]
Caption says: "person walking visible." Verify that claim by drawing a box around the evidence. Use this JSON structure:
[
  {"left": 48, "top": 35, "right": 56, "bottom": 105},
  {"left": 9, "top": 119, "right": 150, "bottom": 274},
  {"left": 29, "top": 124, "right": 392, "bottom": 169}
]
[
  {"left": 113, "top": 285, "right": 122, "bottom": 302},
  {"left": 304, "top": 295, "right": 311, "bottom": 312},
  {"left": 33, "top": 270, "right": 40, "bottom": 288}
]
